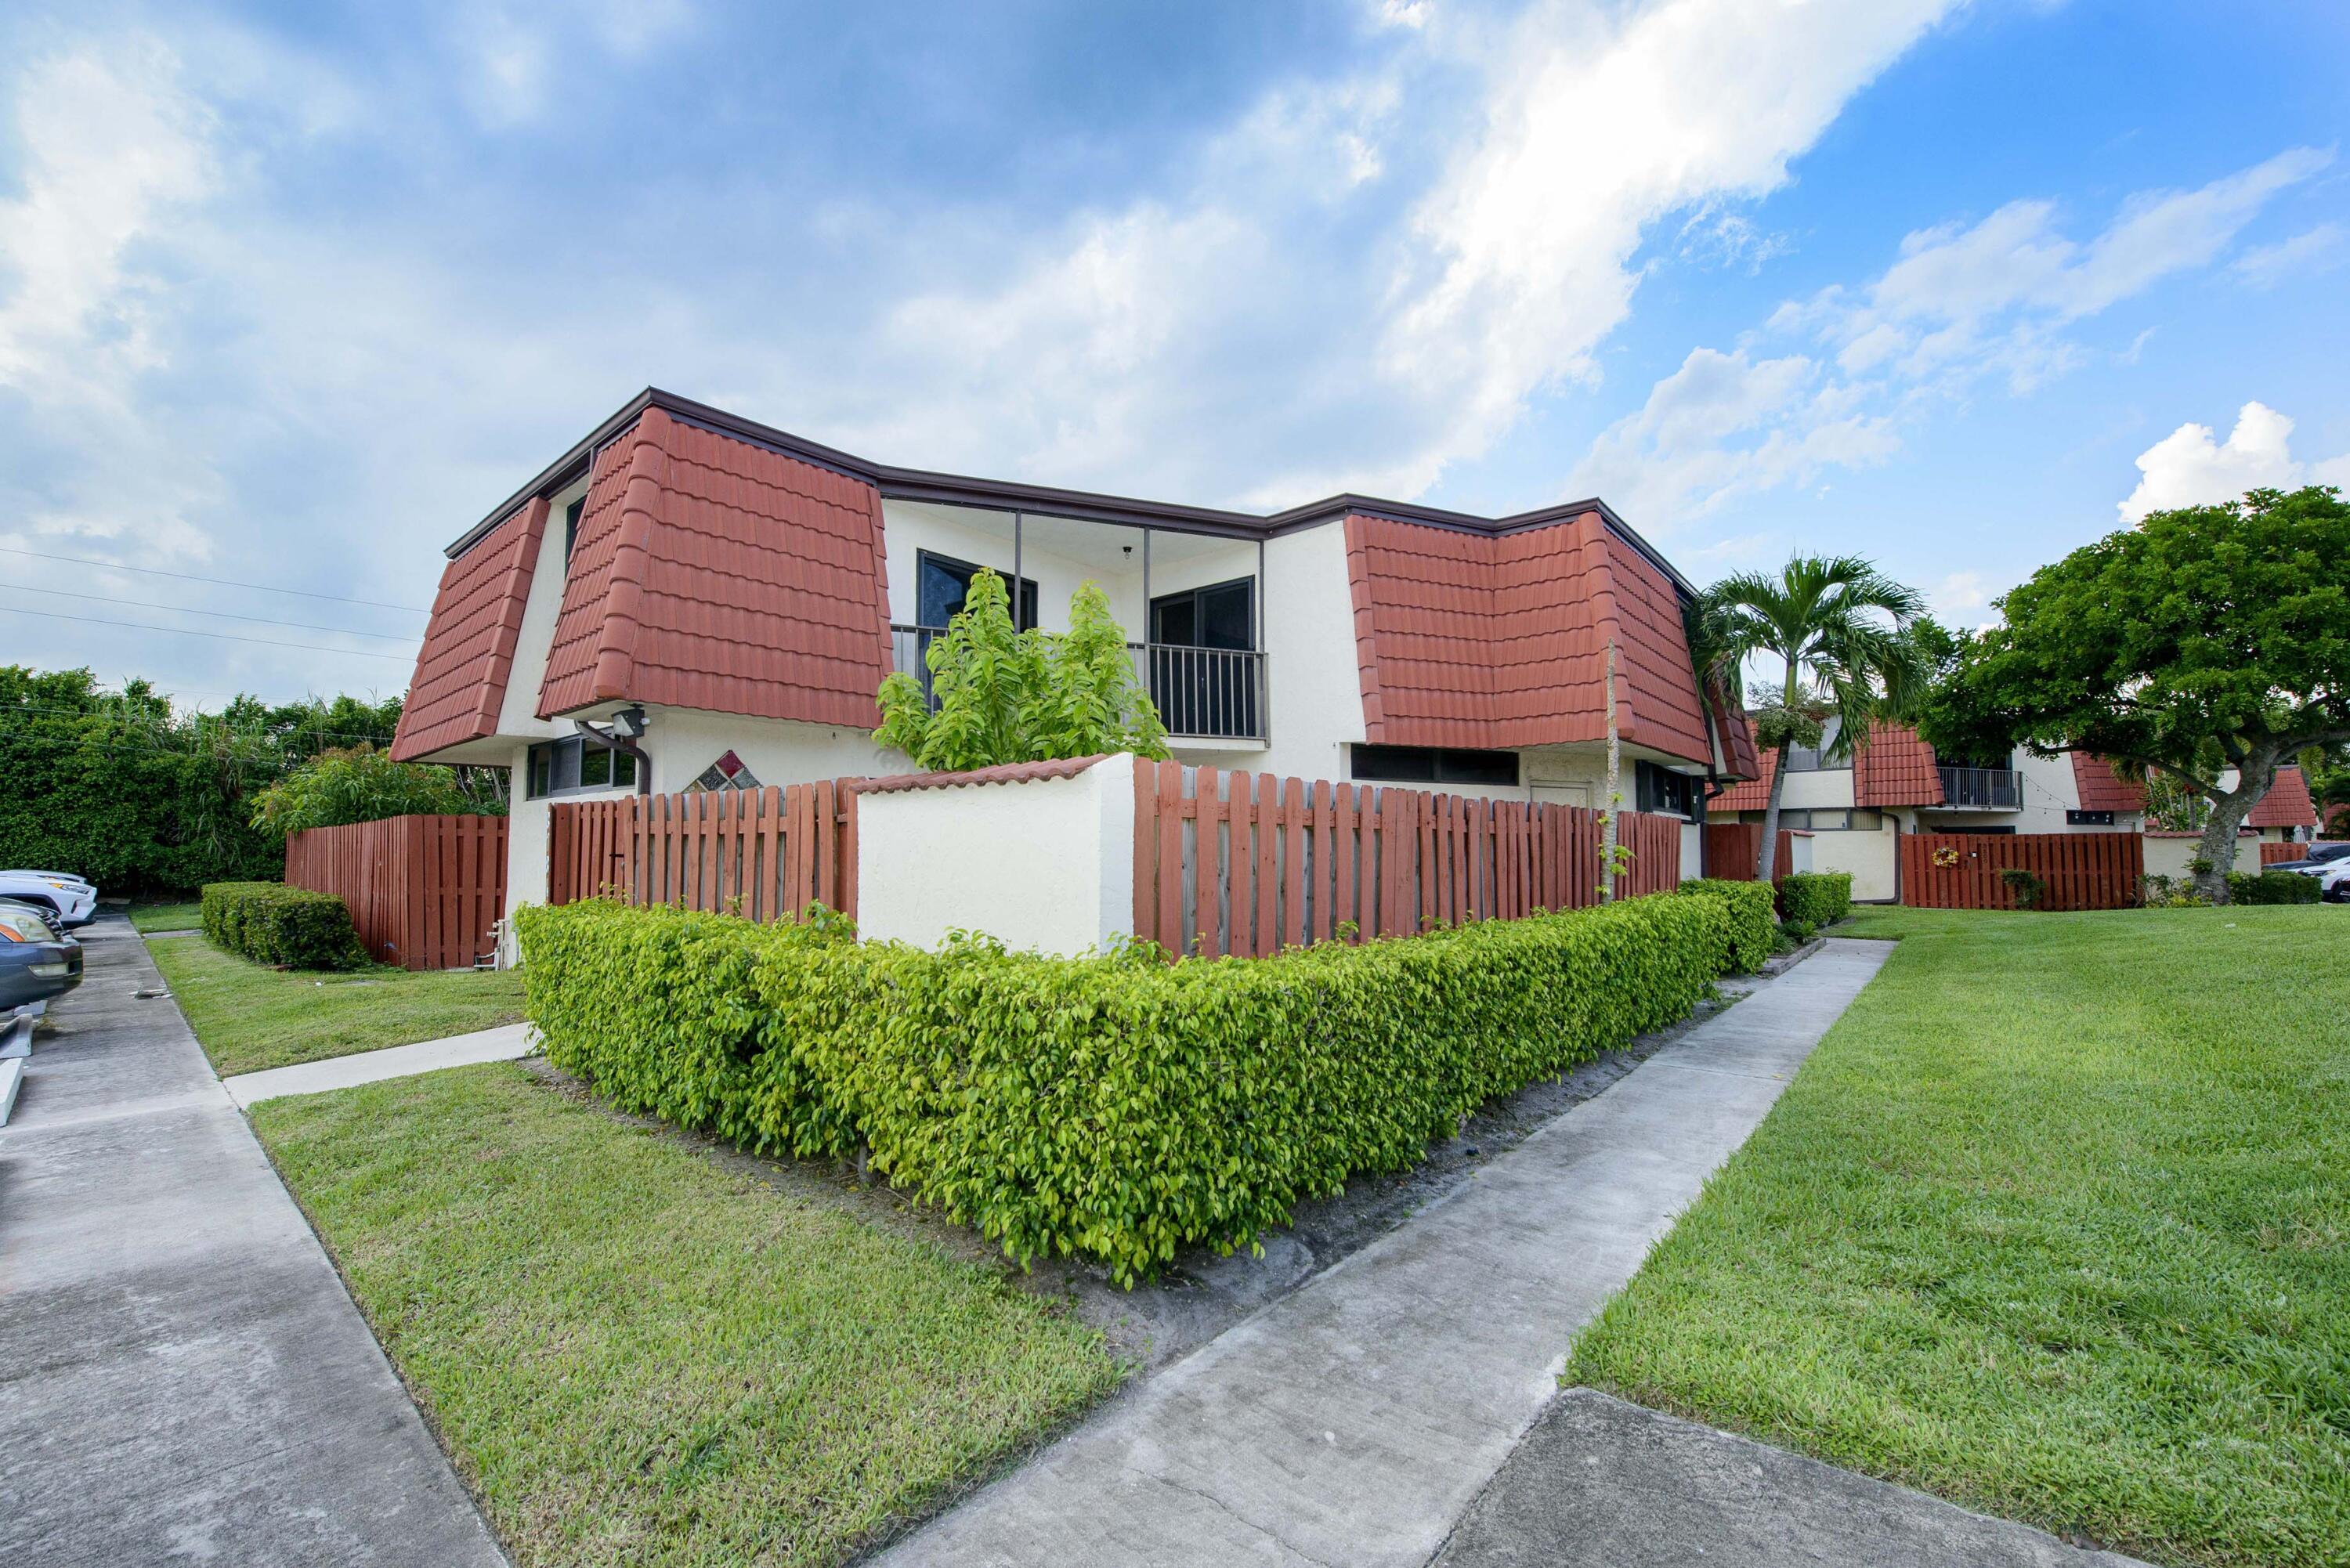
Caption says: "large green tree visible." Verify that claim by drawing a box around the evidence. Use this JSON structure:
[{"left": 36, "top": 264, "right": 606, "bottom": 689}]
[
  {"left": 1697, "top": 555, "right": 1930, "bottom": 883},
  {"left": 873, "top": 570, "right": 1170, "bottom": 771},
  {"left": 1926, "top": 486, "right": 2350, "bottom": 901},
  {"left": 249, "top": 743, "right": 502, "bottom": 838}
]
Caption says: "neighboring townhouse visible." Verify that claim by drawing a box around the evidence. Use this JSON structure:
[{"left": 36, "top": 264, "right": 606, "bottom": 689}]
[
  {"left": 390, "top": 389, "right": 1754, "bottom": 923},
  {"left": 2144, "top": 762, "right": 2321, "bottom": 877},
  {"left": 1708, "top": 723, "right": 2153, "bottom": 901}
]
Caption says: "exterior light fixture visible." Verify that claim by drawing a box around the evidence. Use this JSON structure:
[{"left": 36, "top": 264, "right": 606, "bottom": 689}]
[{"left": 609, "top": 704, "right": 649, "bottom": 741}]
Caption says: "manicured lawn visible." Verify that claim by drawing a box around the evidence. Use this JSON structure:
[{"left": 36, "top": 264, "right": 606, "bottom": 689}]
[
  {"left": 147, "top": 934, "right": 526, "bottom": 1077},
  {"left": 128, "top": 899, "right": 204, "bottom": 933},
  {"left": 253, "top": 1064, "right": 1119, "bottom": 1567},
  {"left": 1569, "top": 905, "right": 2350, "bottom": 1567}
]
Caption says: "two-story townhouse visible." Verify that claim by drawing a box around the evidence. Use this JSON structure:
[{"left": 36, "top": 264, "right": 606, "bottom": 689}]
[
  {"left": 1711, "top": 719, "right": 2322, "bottom": 898},
  {"left": 389, "top": 389, "right": 1755, "bottom": 924}
]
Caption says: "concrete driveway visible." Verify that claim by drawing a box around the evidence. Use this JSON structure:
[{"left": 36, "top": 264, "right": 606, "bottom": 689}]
[{"left": 0, "top": 918, "right": 505, "bottom": 1567}]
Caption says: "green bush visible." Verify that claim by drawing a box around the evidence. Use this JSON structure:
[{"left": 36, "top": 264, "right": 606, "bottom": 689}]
[
  {"left": 1776, "top": 871, "right": 1853, "bottom": 928},
  {"left": 519, "top": 890, "right": 1759, "bottom": 1284},
  {"left": 1996, "top": 867, "right": 2046, "bottom": 909},
  {"left": 2225, "top": 869, "right": 2320, "bottom": 905},
  {"left": 1777, "top": 917, "right": 1817, "bottom": 948},
  {"left": 1672, "top": 880, "right": 1778, "bottom": 974},
  {"left": 201, "top": 882, "right": 368, "bottom": 970}
]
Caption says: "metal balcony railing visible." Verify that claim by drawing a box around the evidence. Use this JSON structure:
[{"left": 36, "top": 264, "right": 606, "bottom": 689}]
[
  {"left": 1936, "top": 764, "right": 2022, "bottom": 809},
  {"left": 889, "top": 626, "right": 1267, "bottom": 743}
]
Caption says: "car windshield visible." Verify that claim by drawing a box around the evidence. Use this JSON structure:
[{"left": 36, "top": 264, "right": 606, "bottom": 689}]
[{"left": 2305, "top": 844, "right": 2350, "bottom": 862}]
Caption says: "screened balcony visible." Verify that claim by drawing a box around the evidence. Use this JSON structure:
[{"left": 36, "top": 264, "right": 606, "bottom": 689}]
[{"left": 1934, "top": 764, "right": 2022, "bottom": 809}]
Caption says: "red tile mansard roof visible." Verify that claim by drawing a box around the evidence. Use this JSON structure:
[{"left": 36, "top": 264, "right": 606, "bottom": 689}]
[
  {"left": 2247, "top": 764, "right": 2317, "bottom": 829},
  {"left": 389, "top": 497, "right": 548, "bottom": 761},
  {"left": 2069, "top": 753, "right": 2147, "bottom": 815},
  {"left": 536, "top": 407, "right": 895, "bottom": 728},
  {"left": 1343, "top": 509, "right": 1714, "bottom": 764},
  {"left": 1712, "top": 746, "right": 1777, "bottom": 811},
  {"left": 1853, "top": 724, "right": 1946, "bottom": 807}
]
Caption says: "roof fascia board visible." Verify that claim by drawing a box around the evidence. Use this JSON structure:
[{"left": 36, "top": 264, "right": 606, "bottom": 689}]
[{"left": 440, "top": 388, "right": 1696, "bottom": 598}]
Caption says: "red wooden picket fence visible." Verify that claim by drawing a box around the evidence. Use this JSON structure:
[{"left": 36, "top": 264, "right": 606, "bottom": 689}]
[
  {"left": 2258, "top": 841, "right": 2308, "bottom": 866},
  {"left": 1701, "top": 822, "right": 1798, "bottom": 882},
  {"left": 1899, "top": 831, "right": 2143, "bottom": 911},
  {"left": 284, "top": 814, "right": 507, "bottom": 970},
  {"left": 1130, "top": 761, "right": 1683, "bottom": 959},
  {"left": 547, "top": 781, "right": 859, "bottom": 921}
]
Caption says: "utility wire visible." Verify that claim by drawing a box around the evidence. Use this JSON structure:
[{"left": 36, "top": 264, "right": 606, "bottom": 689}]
[
  {"left": 0, "top": 545, "right": 432, "bottom": 614},
  {"left": 0, "top": 585, "right": 420, "bottom": 644},
  {"left": 0, "top": 605, "right": 418, "bottom": 662}
]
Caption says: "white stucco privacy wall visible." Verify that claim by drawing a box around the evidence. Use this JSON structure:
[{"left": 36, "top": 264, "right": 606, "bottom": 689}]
[{"left": 856, "top": 754, "right": 1138, "bottom": 957}]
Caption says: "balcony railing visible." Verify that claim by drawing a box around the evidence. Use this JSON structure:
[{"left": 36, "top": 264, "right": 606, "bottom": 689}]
[
  {"left": 1936, "top": 764, "right": 2021, "bottom": 809},
  {"left": 889, "top": 626, "right": 1267, "bottom": 743}
]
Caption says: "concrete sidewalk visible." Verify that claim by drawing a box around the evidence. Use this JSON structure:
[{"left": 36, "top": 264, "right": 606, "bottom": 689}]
[
  {"left": 0, "top": 917, "right": 508, "bottom": 1567},
  {"left": 877, "top": 940, "right": 1891, "bottom": 1568},
  {"left": 222, "top": 1022, "right": 534, "bottom": 1107},
  {"left": 1433, "top": 1390, "right": 2146, "bottom": 1566}
]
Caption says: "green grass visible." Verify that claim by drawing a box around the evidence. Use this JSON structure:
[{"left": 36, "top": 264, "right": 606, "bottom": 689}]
[
  {"left": 128, "top": 899, "right": 204, "bottom": 933},
  {"left": 253, "top": 1064, "right": 1120, "bottom": 1567},
  {"left": 1569, "top": 905, "right": 2350, "bottom": 1566},
  {"left": 147, "top": 934, "right": 527, "bottom": 1077}
]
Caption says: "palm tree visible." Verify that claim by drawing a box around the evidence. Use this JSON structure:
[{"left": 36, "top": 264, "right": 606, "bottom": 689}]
[{"left": 1699, "top": 555, "right": 1930, "bottom": 884}]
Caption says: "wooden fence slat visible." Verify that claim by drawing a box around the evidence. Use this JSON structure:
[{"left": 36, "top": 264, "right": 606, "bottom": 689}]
[
  {"left": 1282, "top": 775, "right": 1307, "bottom": 950},
  {"left": 1132, "top": 759, "right": 1159, "bottom": 946},
  {"left": 1157, "top": 761, "right": 1185, "bottom": 948},
  {"left": 1193, "top": 767, "right": 1223, "bottom": 956},
  {"left": 285, "top": 814, "right": 507, "bottom": 970}
]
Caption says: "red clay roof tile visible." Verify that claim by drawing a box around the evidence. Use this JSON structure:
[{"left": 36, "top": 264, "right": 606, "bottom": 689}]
[
  {"left": 2249, "top": 764, "right": 2317, "bottom": 828},
  {"left": 1712, "top": 746, "right": 1777, "bottom": 811},
  {"left": 389, "top": 497, "right": 548, "bottom": 761},
  {"left": 1853, "top": 723, "right": 1944, "bottom": 806},
  {"left": 850, "top": 755, "right": 1107, "bottom": 795},
  {"left": 2069, "top": 753, "right": 2147, "bottom": 815},
  {"left": 536, "top": 409, "right": 893, "bottom": 727},
  {"left": 1343, "top": 510, "right": 1712, "bottom": 764}
]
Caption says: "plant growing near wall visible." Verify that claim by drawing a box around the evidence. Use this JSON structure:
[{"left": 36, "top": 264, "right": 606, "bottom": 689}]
[
  {"left": 1997, "top": 867, "right": 2046, "bottom": 909},
  {"left": 249, "top": 743, "right": 504, "bottom": 838},
  {"left": 873, "top": 572, "right": 1170, "bottom": 771}
]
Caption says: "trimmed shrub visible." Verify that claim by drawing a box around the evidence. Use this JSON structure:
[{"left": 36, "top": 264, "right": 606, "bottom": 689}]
[
  {"left": 1672, "top": 879, "right": 1778, "bottom": 974},
  {"left": 2225, "top": 869, "right": 2321, "bottom": 905},
  {"left": 201, "top": 881, "right": 368, "bottom": 970},
  {"left": 1997, "top": 867, "right": 2047, "bottom": 909},
  {"left": 1776, "top": 871, "right": 1853, "bottom": 928},
  {"left": 519, "top": 891, "right": 1758, "bottom": 1284}
]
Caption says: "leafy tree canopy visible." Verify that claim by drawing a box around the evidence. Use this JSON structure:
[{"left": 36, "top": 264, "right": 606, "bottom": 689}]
[
  {"left": 1925, "top": 486, "right": 2350, "bottom": 894},
  {"left": 873, "top": 571, "right": 1172, "bottom": 771},
  {"left": 250, "top": 743, "right": 503, "bottom": 838}
]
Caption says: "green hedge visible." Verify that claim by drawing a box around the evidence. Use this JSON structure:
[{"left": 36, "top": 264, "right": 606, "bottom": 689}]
[
  {"left": 1673, "top": 880, "right": 1779, "bottom": 974},
  {"left": 519, "top": 890, "right": 1766, "bottom": 1284},
  {"left": 2225, "top": 869, "right": 2321, "bottom": 905},
  {"left": 1776, "top": 871, "right": 1853, "bottom": 928},
  {"left": 201, "top": 881, "right": 368, "bottom": 970}
]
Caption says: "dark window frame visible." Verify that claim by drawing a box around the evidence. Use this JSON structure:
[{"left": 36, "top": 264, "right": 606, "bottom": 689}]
[
  {"left": 916, "top": 549, "right": 1039, "bottom": 632},
  {"left": 1349, "top": 744, "right": 1520, "bottom": 788},
  {"left": 1148, "top": 576, "right": 1257, "bottom": 651},
  {"left": 1635, "top": 760, "right": 1700, "bottom": 821},
  {"left": 526, "top": 734, "right": 639, "bottom": 800},
  {"left": 562, "top": 497, "right": 586, "bottom": 566}
]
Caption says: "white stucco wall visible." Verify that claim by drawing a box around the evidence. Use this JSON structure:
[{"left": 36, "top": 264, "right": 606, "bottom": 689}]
[
  {"left": 1679, "top": 822, "right": 1703, "bottom": 881},
  {"left": 493, "top": 475, "right": 591, "bottom": 740},
  {"left": 1806, "top": 822, "right": 1898, "bottom": 901},
  {"left": 856, "top": 754, "right": 1138, "bottom": 956}
]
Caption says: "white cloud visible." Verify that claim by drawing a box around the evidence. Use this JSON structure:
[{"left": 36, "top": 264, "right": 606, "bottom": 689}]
[
  {"left": 1578, "top": 149, "right": 2331, "bottom": 532},
  {"left": 2232, "top": 222, "right": 2347, "bottom": 288},
  {"left": 2119, "top": 400, "right": 2350, "bottom": 522}
]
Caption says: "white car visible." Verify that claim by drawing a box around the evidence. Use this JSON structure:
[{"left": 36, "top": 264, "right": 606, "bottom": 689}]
[
  {"left": 2319, "top": 861, "right": 2350, "bottom": 904},
  {"left": 0, "top": 872, "right": 98, "bottom": 928}
]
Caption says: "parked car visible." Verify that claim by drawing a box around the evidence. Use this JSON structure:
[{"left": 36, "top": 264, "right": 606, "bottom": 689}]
[
  {"left": 2271, "top": 842, "right": 2350, "bottom": 876},
  {"left": 2319, "top": 861, "right": 2350, "bottom": 904},
  {"left": 0, "top": 901, "right": 83, "bottom": 1011},
  {"left": 0, "top": 870, "right": 98, "bottom": 928}
]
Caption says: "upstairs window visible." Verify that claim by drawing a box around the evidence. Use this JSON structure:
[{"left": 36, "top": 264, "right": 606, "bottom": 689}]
[
  {"left": 1350, "top": 745, "right": 1520, "bottom": 788},
  {"left": 526, "top": 734, "right": 638, "bottom": 799},
  {"left": 916, "top": 550, "right": 1038, "bottom": 631},
  {"left": 562, "top": 497, "right": 586, "bottom": 565}
]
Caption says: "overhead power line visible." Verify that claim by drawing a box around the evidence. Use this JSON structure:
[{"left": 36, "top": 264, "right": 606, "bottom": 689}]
[
  {"left": 0, "top": 605, "right": 420, "bottom": 663},
  {"left": 0, "top": 545, "right": 433, "bottom": 614},
  {"left": 0, "top": 585, "right": 420, "bottom": 644}
]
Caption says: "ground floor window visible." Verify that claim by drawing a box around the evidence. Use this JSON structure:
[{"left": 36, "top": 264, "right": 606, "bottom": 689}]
[
  {"left": 1350, "top": 744, "right": 1519, "bottom": 788},
  {"left": 1634, "top": 761, "right": 1700, "bottom": 821},
  {"left": 526, "top": 734, "right": 639, "bottom": 799},
  {"left": 1738, "top": 808, "right": 1882, "bottom": 832}
]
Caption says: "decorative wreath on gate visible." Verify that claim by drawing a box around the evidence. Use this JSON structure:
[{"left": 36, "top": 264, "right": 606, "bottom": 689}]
[{"left": 1930, "top": 846, "right": 1961, "bottom": 869}]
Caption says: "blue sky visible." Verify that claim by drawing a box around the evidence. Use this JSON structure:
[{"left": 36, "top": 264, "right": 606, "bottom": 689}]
[{"left": 1, "top": 0, "right": 2344, "bottom": 707}]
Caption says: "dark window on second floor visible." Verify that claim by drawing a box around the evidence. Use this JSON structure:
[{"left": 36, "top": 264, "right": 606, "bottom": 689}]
[
  {"left": 562, "top": 497, "right": 586, "bottom": 565},
  {"left": 526, "top": 734, "right": 638, "bottom": 800},
  {"left": 917, "top": 550, "right": 1038, "bottom": 631},
  {"left": 1150, "top": 578, "right": 1254, "bottom": 650},
  {"left": 1350, "top": 745, "right": 1520, "bottom": 788}
]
